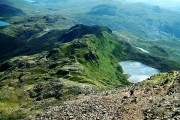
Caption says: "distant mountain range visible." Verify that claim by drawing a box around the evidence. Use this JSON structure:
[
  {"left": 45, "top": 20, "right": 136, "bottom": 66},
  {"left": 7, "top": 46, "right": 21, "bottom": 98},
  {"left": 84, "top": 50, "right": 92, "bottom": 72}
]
[
  {"left": 2, "top": 0, "right": 180, "bottom": 41},
  {"left": 0, "top": 3, "right": 25, "bottom": 17},
  {"left": 73, "top": 2, "right": 180, "bottom": 40}
]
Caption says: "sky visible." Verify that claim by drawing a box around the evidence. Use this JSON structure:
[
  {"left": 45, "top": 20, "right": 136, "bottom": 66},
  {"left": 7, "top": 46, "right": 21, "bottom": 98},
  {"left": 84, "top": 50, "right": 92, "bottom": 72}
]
[{"left": 126, "top": 0, "right": 180, "bottom": 8}]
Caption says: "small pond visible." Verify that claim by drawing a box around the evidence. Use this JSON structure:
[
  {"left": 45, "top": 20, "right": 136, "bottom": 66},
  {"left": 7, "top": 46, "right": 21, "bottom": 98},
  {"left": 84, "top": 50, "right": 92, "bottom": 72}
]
[
  {"left": 119, "top": 61, "right": 160, "bottom": 83},
  {"left": 0, "top": 21, "right": 10, "bottom": 26}
]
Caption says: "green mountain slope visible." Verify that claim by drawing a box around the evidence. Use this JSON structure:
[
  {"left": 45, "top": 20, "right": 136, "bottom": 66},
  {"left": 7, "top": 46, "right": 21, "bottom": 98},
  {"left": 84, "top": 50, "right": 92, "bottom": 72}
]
[
  {"left": 0, "top": 15, "right": 79, "bottom": 63},
  {"left": 3, "top": 0, "right": 180, "bottom": 41},
  {"left": 0, "top": 22, "right": 180, "bottom": 119},
  {"left": 8, "top": 0, "right": 179, "bottom": 63},
  {"left": 0, "top": 3, "right": 25, "bottom": 17},
  {"left": 0, "top": 24, "right": 127, "bottom": 119},
  {"left": 0, "top": 0, "right": 36, "bottom": 16},
  {"left": 72, "top": 2, "right": 180, "bottom": 41},
  {"left": 0, "top": 1, "right": 180, "bottom": 119},
  {"left": 65, "top": 1, "right": 180, "bottom": 62},
  {"left": 114, "top": 30, "right": 180, "bottom": 62}
]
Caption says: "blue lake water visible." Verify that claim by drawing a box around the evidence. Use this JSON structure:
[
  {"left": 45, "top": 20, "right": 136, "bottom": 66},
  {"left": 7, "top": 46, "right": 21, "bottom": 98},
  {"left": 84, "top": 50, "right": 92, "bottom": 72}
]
[
  {"left": 0, "top": 21, "right": 10, "bottom": 26},
  {"left": 119, "top": 61, "right": 160, "bottom": 83}
]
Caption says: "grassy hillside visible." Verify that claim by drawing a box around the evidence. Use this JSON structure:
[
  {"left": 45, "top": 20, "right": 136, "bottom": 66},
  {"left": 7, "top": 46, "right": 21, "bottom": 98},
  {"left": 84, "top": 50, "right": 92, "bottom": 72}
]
[
  {"left": 114, "top": 31, "right": 180, "bottom": 62},
  {"left": 3, "top": 0, "right": 180, "bottom": 41},
  {"left": 55, "top": 1, "right": 180, "bottom": 64},
  {"left": 2, "top": 0, "right": 179, "bottom": 64},
  {"left": 0, "top": 15, "right": 79, "bottom": 63},
  {"left": 72, "top": 2, "right": 180, "bottom": 41},
  {"left": 0, "top": 24, "right": 127, "bottom": 119},
  {"left": 16, "top": 0, "right": 179, "bottom": 64},
  {"left": 0, "top": 1, "right": 180, "bottom": 119},
  {"left": 1, "top": 23, "right": 180, "bottom": 119}
]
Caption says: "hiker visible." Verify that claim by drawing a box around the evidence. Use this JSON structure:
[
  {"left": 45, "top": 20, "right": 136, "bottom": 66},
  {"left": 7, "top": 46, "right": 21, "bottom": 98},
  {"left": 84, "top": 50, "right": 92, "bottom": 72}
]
[{"left": 130, "top": 90, "right": 134, "bottom": 96}]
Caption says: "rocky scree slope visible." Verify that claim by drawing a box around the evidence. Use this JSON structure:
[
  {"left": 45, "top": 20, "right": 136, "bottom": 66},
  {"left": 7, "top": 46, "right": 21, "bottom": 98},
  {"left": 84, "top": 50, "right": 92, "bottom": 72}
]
[{"left": 34, "top": 71, "right": 180, "bottom": 120}]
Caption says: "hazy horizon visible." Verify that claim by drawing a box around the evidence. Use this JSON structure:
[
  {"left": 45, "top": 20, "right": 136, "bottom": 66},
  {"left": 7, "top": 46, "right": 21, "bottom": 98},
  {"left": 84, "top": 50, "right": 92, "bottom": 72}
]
[
  {"left": 24, "top": 0, "right": 180, "bottom": 12},
  {"left": 125, "top": 0, "right": 180, "bottom": 11}
]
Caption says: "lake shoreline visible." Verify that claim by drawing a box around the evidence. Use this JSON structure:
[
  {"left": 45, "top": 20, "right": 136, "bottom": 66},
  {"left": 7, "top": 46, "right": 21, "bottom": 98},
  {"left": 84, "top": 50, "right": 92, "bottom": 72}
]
[{"left": 119, "top": 61, "right": 160, "bottom": 83}]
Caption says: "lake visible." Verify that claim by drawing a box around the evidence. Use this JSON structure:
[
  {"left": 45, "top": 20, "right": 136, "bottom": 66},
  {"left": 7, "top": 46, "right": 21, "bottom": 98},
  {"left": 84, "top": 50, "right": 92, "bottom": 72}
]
[
  {"left": 0, "top": 21, "right": 10, "bottom": 26},
  {"left": 119, "top": 61, "right": 160, "bottom": 83}
]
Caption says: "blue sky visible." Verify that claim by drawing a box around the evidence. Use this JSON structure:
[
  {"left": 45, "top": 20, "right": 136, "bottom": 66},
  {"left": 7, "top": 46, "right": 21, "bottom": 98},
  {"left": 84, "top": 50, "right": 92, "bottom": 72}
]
[{"left": 126, "top": 0, "right": 180, "bottom": 8}]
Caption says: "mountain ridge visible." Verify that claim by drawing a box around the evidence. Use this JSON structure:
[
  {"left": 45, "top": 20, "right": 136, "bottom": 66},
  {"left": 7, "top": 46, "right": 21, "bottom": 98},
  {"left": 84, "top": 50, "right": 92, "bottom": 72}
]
[
  {"left": 1, "top": 23, "right": 180, "bottom": 119},
  {"left": 0, "top": 24, "right": 129, "bottom": 119},
  {"left": 58, "top": 24, "right": 112, "bottom": 43}
]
